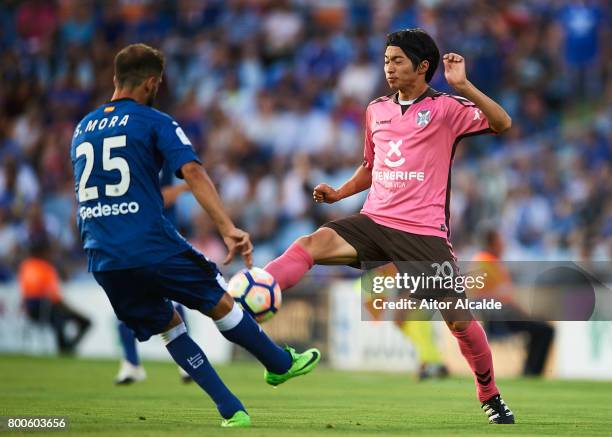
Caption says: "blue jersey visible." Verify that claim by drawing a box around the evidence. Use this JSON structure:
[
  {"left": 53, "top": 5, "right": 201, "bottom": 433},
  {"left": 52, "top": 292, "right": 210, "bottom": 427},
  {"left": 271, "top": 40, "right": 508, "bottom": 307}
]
[
  {"left": 70, "top": 98, "right": 199, "bottom": 271},
  {"left": 160, "top": 160, "right": 179, "bottom": 226}
]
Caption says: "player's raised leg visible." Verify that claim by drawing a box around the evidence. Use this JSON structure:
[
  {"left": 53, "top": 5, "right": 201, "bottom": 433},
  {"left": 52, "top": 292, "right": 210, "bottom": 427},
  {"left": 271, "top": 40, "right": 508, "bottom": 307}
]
[
  {"left": 265, "top": 165, "right": 370, "bottom": 290},
  {"left": 208, "top": 293, "right": 320, "bottom": 386},
  {"left": 264, "top": 227, "right": 358, "bottom": 290}
]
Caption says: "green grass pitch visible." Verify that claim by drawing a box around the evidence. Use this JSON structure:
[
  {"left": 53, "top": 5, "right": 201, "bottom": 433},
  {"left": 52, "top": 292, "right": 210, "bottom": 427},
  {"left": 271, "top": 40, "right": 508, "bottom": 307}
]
[{"left": 1, "top": 355, "right": 611, "bottom": 436}]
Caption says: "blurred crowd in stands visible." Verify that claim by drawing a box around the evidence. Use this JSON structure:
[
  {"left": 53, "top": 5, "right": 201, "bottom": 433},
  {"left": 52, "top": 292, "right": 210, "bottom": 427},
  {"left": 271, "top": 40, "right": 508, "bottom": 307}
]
[{"left": 0, "top": 0, "right": 609, "bottom": 281}]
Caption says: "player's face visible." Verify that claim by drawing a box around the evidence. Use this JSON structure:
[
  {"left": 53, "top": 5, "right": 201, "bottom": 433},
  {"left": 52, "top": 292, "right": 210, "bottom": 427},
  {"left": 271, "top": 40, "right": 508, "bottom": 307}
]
[{"left": 384, "top": 46, "right": 419, "bottom": 91}]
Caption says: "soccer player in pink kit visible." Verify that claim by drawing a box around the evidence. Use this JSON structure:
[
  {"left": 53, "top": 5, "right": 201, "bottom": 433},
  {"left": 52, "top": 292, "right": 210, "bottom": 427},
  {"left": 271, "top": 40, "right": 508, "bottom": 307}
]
[{"left": 265, "top": 29, "right": 515, "bottom": 424}]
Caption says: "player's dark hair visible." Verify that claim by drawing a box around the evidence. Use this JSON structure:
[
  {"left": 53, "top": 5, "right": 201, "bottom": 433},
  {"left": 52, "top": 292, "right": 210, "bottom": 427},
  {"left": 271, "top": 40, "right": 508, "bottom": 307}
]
[
  {"left": 114, "top": 43, "right": 165, "bottom": 89},
  {"left": 386, "top": 28, "right": 440, "bottom": 83}
]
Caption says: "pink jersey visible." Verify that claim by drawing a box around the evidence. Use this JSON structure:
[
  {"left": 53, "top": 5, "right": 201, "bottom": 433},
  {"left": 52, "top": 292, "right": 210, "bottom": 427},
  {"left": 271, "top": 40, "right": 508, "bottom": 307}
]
[{"left": 361, "top": 87, "right": 493, "bottom": 240}]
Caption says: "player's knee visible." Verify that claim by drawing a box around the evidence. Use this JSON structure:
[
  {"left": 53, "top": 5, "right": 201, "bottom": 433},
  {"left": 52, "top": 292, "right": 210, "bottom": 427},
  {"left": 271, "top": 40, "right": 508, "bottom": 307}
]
[
  {"left": 207, "top": 292, "right": 235, "bottom": 320},
  {"left": 163, "top": 309, "right": 184, "bottom": 331},
  {"left": 295, "top": 234, "right": 316, "bottom": 255},
  {"left": 446, "top": 320, "right": 470, "bottom": 332},
  {"left": 297, "top": 228, "right": 336, "bottom": 254}
]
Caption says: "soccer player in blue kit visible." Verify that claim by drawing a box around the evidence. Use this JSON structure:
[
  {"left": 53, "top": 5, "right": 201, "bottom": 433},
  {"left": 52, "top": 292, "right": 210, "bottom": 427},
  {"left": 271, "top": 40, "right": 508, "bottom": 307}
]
[
  {"left": 70, "top": 44, "right": 320, "bottom": 428},
  {"left": 114, "top": 173, "right": 193, "bottom": 385}
]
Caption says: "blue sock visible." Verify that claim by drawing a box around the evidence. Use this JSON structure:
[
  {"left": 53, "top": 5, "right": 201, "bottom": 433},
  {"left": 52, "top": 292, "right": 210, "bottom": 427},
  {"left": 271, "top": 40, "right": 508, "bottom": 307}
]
[
  {"left": 215, "top": 304, "right": 291, "bottom": 374},
  {"left": 118, "top": 322, "right": 139, "bottom": 366},
  {"left": 164, "top": 326, "right": 245, "bottom": 419}
]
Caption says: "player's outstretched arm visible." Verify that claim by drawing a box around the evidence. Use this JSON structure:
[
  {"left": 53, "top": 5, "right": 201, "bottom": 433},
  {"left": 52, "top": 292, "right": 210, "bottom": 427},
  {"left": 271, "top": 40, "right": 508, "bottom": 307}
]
[
  {"left": 313, "top": 164, "right": 372, "bottom": 204},
  {"left": 181, "top": 161, "right": 253, "bottom": 267},
  {"left": 443, "top": 53, "right": 512, "bottom": 133},
  {"left": 161, "top": 183, "right": 189, "bottom": 208}
]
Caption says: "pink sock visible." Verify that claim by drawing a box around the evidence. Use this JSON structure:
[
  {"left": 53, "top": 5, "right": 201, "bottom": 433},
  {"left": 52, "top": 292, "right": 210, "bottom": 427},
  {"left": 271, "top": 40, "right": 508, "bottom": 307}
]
[
  {"left": 451, "top": 320, "right": 499, "bottom": 403},
  {"left": 264, "top": 242, "right": 314, "bottom": 291}
]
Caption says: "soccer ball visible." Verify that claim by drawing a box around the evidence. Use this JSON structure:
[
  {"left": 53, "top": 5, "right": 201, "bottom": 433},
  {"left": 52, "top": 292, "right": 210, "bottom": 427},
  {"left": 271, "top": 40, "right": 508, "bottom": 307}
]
[{"left": 227, "top": 267, "right": 282, "bottom": 323}]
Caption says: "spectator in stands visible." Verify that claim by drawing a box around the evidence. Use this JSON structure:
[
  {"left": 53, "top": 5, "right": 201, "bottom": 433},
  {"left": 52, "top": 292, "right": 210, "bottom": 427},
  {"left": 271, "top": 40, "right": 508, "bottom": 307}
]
[
  {"left": 0, "top": 0, "right": 608, "bottom": 281},
  {"left": 18, "top": 237, "right": 90, "bottom": 354},
  {"left": 473, "top": 228, "right": 555, "bottom": 376}
]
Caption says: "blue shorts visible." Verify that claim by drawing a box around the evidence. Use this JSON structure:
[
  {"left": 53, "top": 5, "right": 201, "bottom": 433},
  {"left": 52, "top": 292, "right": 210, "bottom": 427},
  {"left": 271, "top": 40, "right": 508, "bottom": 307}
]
[{"left": 93, "top": 249, "right": 226, "bottom": 341}]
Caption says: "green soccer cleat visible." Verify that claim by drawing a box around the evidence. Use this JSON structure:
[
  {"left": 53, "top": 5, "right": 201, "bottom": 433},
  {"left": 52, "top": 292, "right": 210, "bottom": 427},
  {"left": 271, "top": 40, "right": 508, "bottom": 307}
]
[
  {"left": 265, "top": 346, "right": 321, "bottom": 387},
  {"left": 220, "top": 410, "right": 251, "bottom": 428}
]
